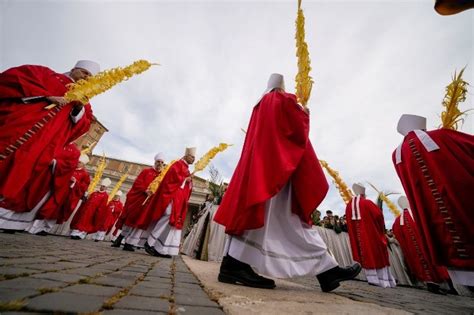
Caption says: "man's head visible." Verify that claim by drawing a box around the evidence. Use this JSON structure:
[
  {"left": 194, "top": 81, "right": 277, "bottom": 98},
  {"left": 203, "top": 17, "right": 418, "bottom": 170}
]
[
  {"left": 154, "top": 152, "right": 165, "bottom": 171},
  {"left": 352, "top": 183, "right": 366, "bottom": 196},
  {"left": 183, "top": 147, "right": 196, "bottom": 165},
  {"left": 70, "top": 60, "right": 100, "bottom": 81},
  {"left": 114, "top": 190, "right": 123, "bottom": 201},
  {"left": 397, "top": 114, "right": 427, "bottom": 136},
  {"left": 266, "top": 73, "right": 285, "bottom": 93},
  {"left": 398, "top": 196, "right": 409, "bottom": 210},
  {"left": 99, "top": 177, "right": 111, "bottom": 191},
  {"left": 78, "top": 154, "right": 89, "bottom": 169},
  {"left": 326, "top": 210, "right": 333, "bottom": 217}
]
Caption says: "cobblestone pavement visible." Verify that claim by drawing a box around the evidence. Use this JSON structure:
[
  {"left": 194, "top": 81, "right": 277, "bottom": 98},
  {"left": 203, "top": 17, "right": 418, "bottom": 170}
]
[
  {"left": 0, "top": 232, "right": 224, "bottom": 314},
  {"left": 288, "top": 275, "right": 474, "bottom": 314}
]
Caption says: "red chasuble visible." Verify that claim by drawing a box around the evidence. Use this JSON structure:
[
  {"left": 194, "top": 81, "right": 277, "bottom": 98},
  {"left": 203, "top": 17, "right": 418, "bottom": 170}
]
[
  {"left": 393, "top": 210, "right": 450, "bottom": 283},
  {"left": 56, "top": 167, "right": 90, "bottom": 224},
  {"left": 214, "top": 91, "right": 328, "bottom": 235},
  {"left": 0, "top": 65, "right": 93, "bottom": 209},
  {"left": 34, "top": 143, "right": 81, "bottom": 220},
  {"left": 118, "top": 168, "right": 159, "bottom": 230},
  {"left": 104, "top": 199, "right": 124, "bottom": 233},
  {"left": 345, "top": 196, "right": 390, "bottom": 269},
  {"left": 129, "top": 160, "right": 191, "bottom": 230},
  {"left": 70, "top": 190, "right": 108, "bottom": 233},
  {"left": 393, "top": 129, "right": 474, "bottom": 269}
]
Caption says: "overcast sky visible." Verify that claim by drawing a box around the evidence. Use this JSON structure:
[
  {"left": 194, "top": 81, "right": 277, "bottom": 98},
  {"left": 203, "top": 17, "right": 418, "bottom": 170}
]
[{"left": 1, "top": 0, "right": 472, "bottom": 226}]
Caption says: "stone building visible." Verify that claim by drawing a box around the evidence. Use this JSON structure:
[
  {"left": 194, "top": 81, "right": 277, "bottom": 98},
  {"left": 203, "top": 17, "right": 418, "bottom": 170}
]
[{"left": 73, "top": 116, "right": 212, "bottom": 230}]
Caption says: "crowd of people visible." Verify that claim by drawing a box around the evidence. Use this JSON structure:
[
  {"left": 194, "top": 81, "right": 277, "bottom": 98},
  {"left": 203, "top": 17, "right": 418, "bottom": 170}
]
[
  {"left": 0, "top": 61, "right": 472, "bottom": 296},
  {"left": 312, "top": 210, "right": 348, "bottom": 233}
]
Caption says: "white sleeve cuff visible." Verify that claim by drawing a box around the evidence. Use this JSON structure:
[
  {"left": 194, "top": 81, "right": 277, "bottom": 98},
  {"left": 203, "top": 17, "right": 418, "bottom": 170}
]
[{"left": 70, "top": 106, "right": 85, "bottom": 123}]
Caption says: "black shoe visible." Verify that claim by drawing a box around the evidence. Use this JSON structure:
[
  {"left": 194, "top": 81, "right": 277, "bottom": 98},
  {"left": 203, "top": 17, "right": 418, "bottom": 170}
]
[
  {"left": 144, "top": 242, "right": 157, "bottom": 256},
  {"left": 427, "top": 282, "right": 447, "bottom": 295},
  {"left": 111, "top": 235, "right": 124, "bottom": 248},
  {"left": 218, "top": 255, "right": 275, "bottom": 289},
  {"left": 316, "top": 263, "right": 362, "bottom": 293},
  {"left": 123, "top": 243, "right": 135, "bottom": 252},
  {"left": 94, "top": 239, "right": 99, "bottom": 242},
  {"left": 144, "top": 242, "right": 172, "bottom": 258},
  {"left": 3, "top": 229, "right": 16, "bottom": 234},
  {"left": 35, "top": 231, "right": 48, "bottom": 236},
  {"left": 70, "top": 235, "right": 81, "bottom": 240}
]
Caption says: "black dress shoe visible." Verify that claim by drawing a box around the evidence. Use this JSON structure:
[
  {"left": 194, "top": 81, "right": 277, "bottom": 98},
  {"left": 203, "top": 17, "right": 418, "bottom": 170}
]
[
  {"left": 427, "top": 282, "right": 447, "bottom": 295},
  {"left": 316, "top": 263, "right": 362, "bottom": 292},
  {"left": 122, "top": 243, "right": 135, "bottom": 251},
  {"left": 218, "top": 255, "right": 275, "bottom": 289},
  {"left": 70, "top": 235, "right": 81, "bottom": 240},
  {"left": 35, "top": 231, "right": 48, "bottom": 236},
  {"left": 111, "top": 235, "right": 124, "bottom": 248},
  {"left": 144, "top": 242, "right": 172, "bottom": 258},
  {"left": 144, "top": 242, "right": 158, "bottom": 256},
  {"left": 3, "top": 229, "right": 16, "bottom": 234}
]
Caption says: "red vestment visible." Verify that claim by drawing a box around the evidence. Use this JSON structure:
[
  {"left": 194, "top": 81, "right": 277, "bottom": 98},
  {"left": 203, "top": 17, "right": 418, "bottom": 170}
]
[
  {"left": 70, "top": 190, "right": 108, "bottom": 233},
  {"left": 0, "top": 65, "right": 93, "bottom": 211},
  {"left": 128, "top": 160, "right": 191, "bottom": 230},
  {"left": 345, "top": 196, "right": 390, "bottom": 269},
  {"left": 392, "top": 210, "right": 450, "bottom": 283},
  {"left": 35, "top": 143, "right": 81, "bottom": 220},
  {"left": 214, "top": 91, "right": 328, "bottom": 235},
  {"left": 104, "top": 199, "right": 124, "bottom": 233},
  {"left": 56, "top": 167, "right": 90, "bottom": 224},
  {"left": 118, "top": 168, "right": 159, "bottom": 230},
  {"left": 393, "top": 129, "right": 474, "bottom": 269}
]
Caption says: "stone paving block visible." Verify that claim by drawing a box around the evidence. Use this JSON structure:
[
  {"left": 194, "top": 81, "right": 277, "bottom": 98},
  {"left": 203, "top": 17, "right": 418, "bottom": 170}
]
[
  {"left": 142, "top": 275, "right": 172, "bottom": 283},
  {"left": 176, "top": 305, "right": 225, "bottom": 315},
  {"left": 174, "top": 286, "right": 209, "bottom": 298},
  {"left": 0, "top": 277, "right": 65, "bottom": 290},
  {"left": 114, "top": 295, "right": 169, "bottom": 312},
  {"left": 175, "top": 294, "right": 220, "bottom": 307},
  {"left": 15, "top": 263, "right": 60, "bottom": 271},
  {"left": 147, "top": 270, "right": 170, "bottom": 278},
  {"left": 175, "top": 274, "right": 200, "bottom": 284},
  {"left": 107, "top": 271, "right": 142, "bottom": 280},
  {"left": 174, "top": 282, "right": 203, "bottom": 289},
  {"left": 92, "top": 276, "right": 136, "bottom": 288},
  {"left": 52, "top": 261, "right": 89, "bottom": 269},
  {"left": 103, "top": 309, "right": 165, "bottom": 315},
  {"left": 61, "top": 284, "right": 122, "bottom": 296},
  {"left": 26, "top": 292, "right": 104, "bottom": 313},
  {"left": 122, "top": 266, "right": 149, "bottom": 273},
  {"left": 0, "top": 267, "right": 36, "bottom": 276},
  {"left": 0, "top": 257, "right": 57, "bottom": 265},
  {"left": 129, "top": 285, "right": 170, "bottom": 298},
  {"left": 30, "top": 272, "right": 86, "bottom": 283},
  {"left": 63, "top": 267, "right": 109, "bottom": 277},
  {"left": 0, "top": 288, "right": 38, "bottom": 302},
  {"left": 135, "top": 281, "right": 171, "bottom": 290}
]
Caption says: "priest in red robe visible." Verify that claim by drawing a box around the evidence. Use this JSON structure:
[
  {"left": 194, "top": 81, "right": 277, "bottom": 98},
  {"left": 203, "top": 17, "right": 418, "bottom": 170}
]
[
  {"left": 24, "top": 142, "right": 81, "bottom": 235},
  {"left": 0, "top": 60, "right": 98, "bottom": 229},
  {"left": 345, "top": 183, "right": 396, "bottom": 288},
  {"left": 121, "top": 149, "right": 194, "bottom": 257},
  {"left": 392, "top": 196, "right": 451, "bottom": 294},
  {"left": 111, "top": 153, "right": 163, "bottom": 248},
  {"left": 213, "top": 73, "right": 361, "bottom": 292},
  {"left": 103, "top": 191, "right": 124, "bottom": 236},
  {"left": 393, "top": 114, "right": 474, "bottom": 286},
  {"left": 56, "top": 154, "right": 91, "bottom": 226},
  {"left": 70, "top": 177, "right": 110, "bottom": 240}
]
